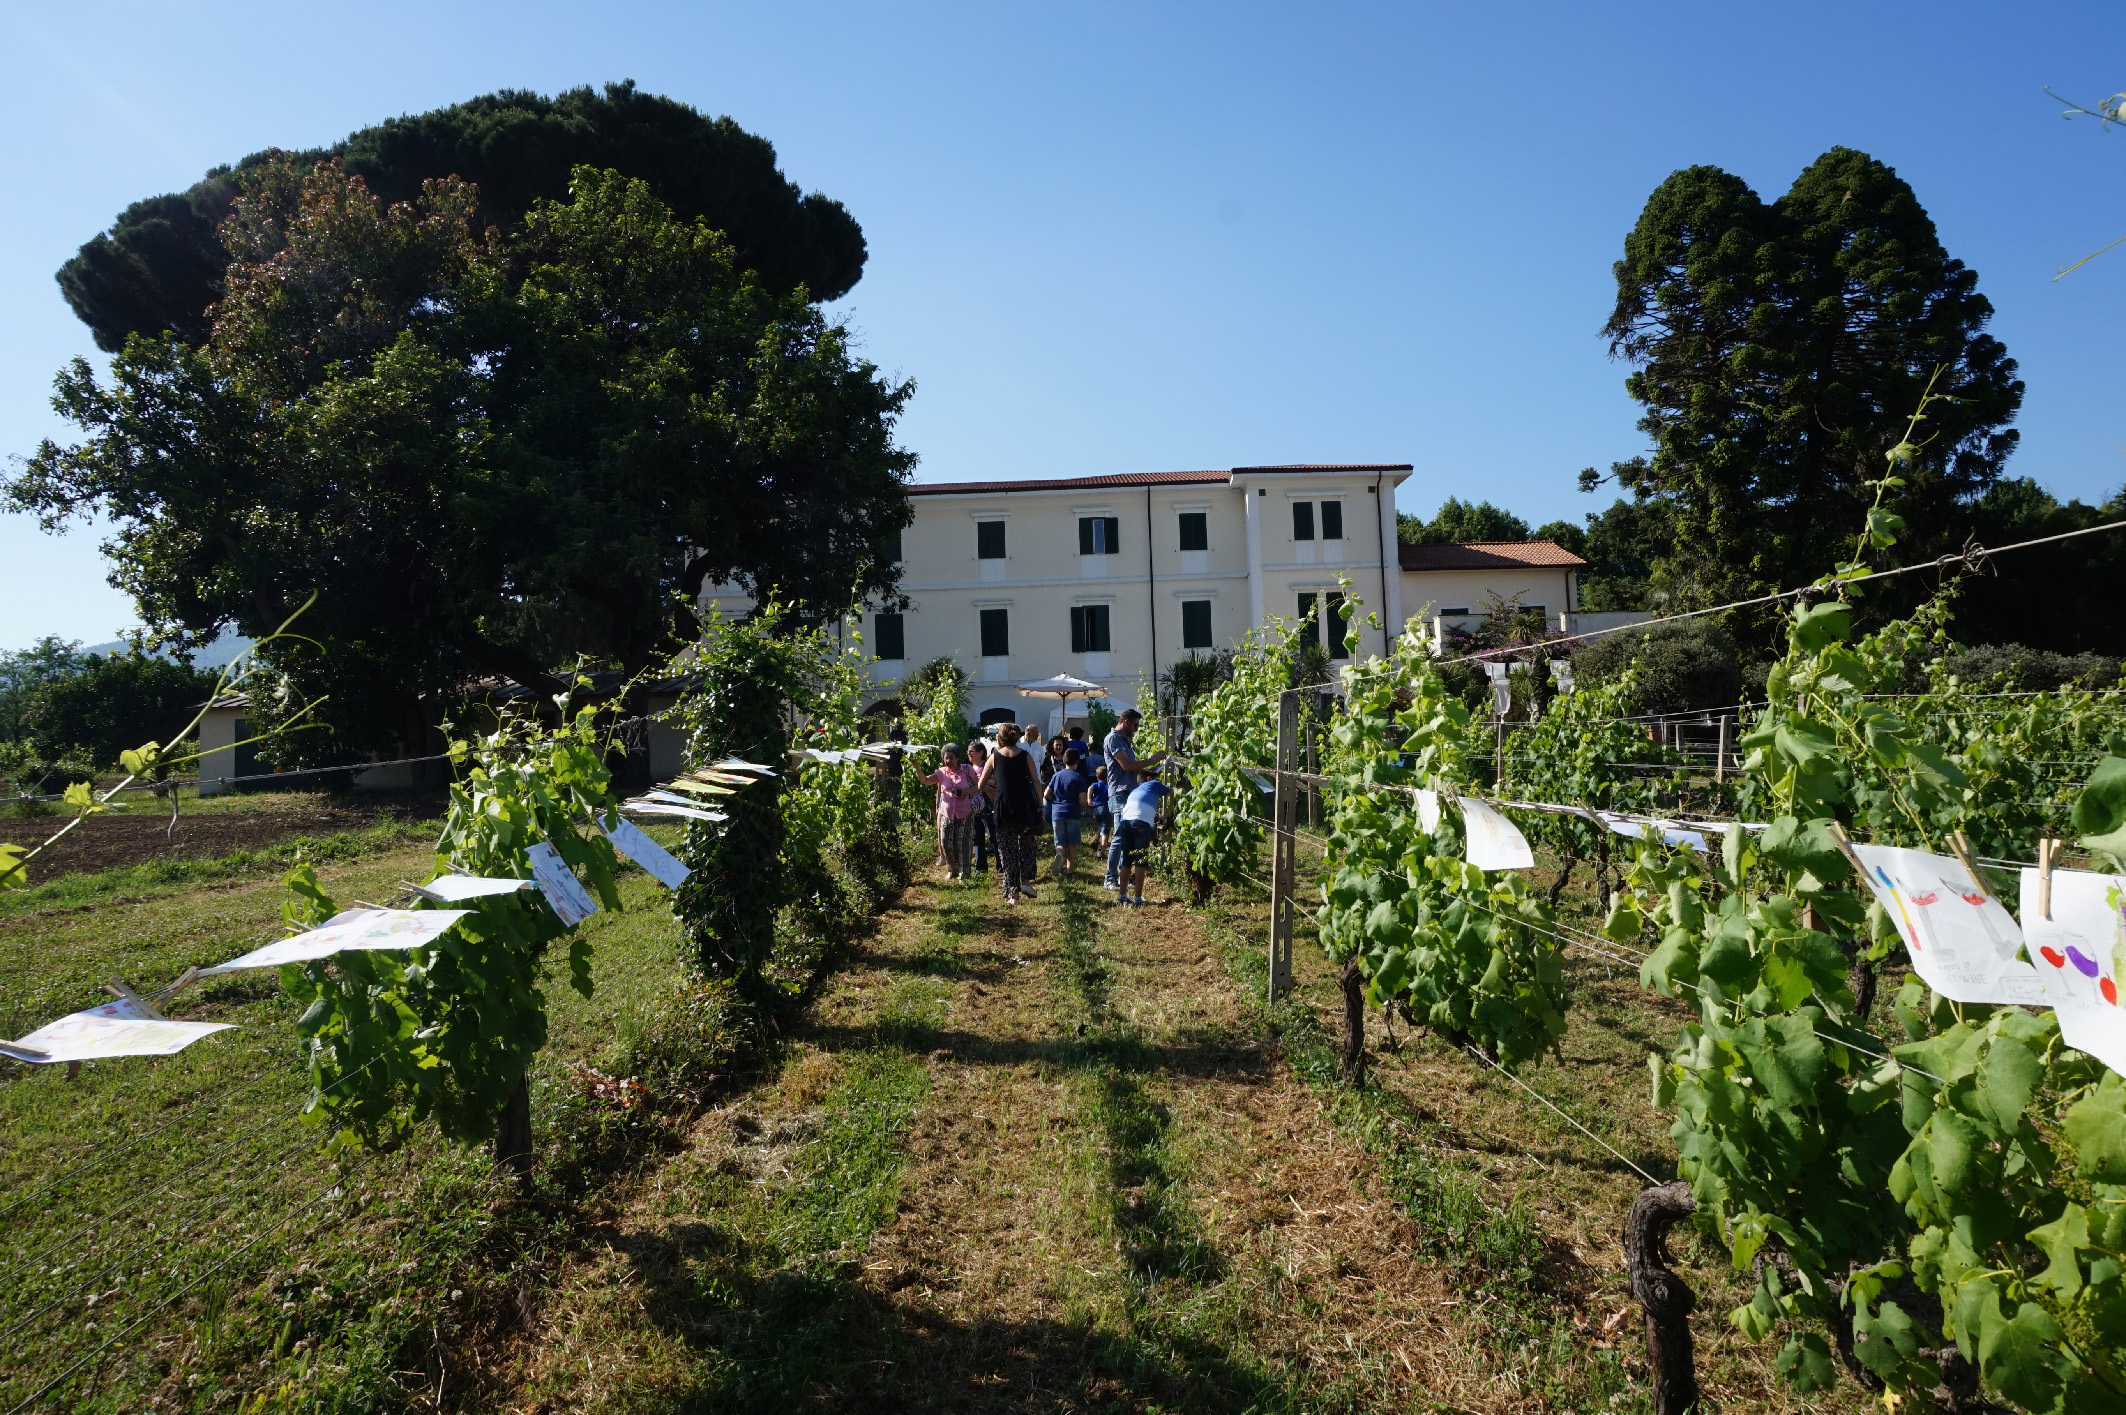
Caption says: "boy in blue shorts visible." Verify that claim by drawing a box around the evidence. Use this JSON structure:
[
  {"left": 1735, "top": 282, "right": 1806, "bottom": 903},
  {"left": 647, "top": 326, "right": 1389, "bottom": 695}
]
[
  {"left": 1045, "top": 748, "right": 1091, "bottom": 880},
  {"left": 1088, "top": 767, "right": 1112, "bottom": 857}
]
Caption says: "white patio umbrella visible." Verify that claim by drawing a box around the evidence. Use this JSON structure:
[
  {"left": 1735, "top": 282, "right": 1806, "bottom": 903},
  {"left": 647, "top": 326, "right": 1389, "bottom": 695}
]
[{"left": 1015, "top": 673, "right": 1109, "bottom": 733}]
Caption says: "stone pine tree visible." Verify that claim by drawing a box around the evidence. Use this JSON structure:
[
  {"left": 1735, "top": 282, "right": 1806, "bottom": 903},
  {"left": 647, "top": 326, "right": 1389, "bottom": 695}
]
[{"left": 1599, "top": 147, "right": 2023, "bottom": 616}]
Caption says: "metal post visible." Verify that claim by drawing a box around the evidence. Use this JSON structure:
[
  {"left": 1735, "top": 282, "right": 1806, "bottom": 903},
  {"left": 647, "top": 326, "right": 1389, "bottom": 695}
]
[
  {"left": 1715, "top": 714, "right": 1731, "bottom": 783},
  {"left": 1268, "top": 694, "right": 1298, "bottom": 1002},
  {"left": 1304, "top": 718, "right": 1319, "bottom": 828}
]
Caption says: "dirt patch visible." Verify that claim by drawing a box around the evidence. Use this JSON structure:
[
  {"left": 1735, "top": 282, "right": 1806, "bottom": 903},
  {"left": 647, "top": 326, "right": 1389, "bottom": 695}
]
[{"left": 8, "top": 792, "right": 441, "bottom": 882}]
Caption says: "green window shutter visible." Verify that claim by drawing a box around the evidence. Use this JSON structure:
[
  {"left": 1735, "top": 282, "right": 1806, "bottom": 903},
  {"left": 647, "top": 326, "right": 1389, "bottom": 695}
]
[
  {"left": 875, "top": 612, "right": 906, "bottom": 660},
  {"left": 1177, "top": 512, "right": 1208, "bottom": 552},
  {"left": 1181, "top": 600, "right": 1212, "bottom": 648},
  {"left": 1078, "top": 518, "right": 1095, "bottom": 556},
  {"left": 1069, "top": 606, "right": 1087, "bottom": 653},
  {"left": 1103, "top": 517, "right": 1120, "bottom": 555},
  {"left": 1321, "top": 500, "right": 1343, "bottom": 541},
  {"left": 1086, "top": 605, "right": 1111, "bottom": 652},
  {"left": 1297, "top": 592, "right": 1320, "bottom": 648},
  {"left": 1326, "top": 592, "right": 1348, "bottom": 659},
  {"left": 981, "top": 608, "right": 1010, "bottom": 656},
  {"left": 1292, "top": 502, "right": 1315, "bottom": 541},
  {"left": 978, "top": 521, "right": 1006, "bottom": 559}
]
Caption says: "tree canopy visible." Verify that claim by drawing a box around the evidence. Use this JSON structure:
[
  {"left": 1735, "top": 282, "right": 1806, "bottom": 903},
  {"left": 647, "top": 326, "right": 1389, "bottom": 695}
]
[
  {"left": 13, "top": 158, "right": 914, "bottom": 763},
  {"left": 58, "top": 82, "right": 867, "bottom": 353},
  {"left": 1398, "top": 496, "right": 1534, "bottom": 544},
  {"left": 1601, "top": 147, "right": 2022, "bottom": 613},
  {"left": 20, "top": 653, "right": 218, "bottom": 770}
]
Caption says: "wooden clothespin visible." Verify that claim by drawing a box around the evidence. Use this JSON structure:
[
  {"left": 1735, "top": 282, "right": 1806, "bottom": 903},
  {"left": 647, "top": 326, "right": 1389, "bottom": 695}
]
[
  {"left": 151, "top": 966, "right": 201, "bottom": 1008},
  {"left": 1824, "top": 820, "right": 1868, "bottom": 884},
  {"left": 1946, "top": 831, "right": 1987, "bottom": 895},
  {"left": 2034, "top": 835, "right": 2054, "bottom": 916},
  {"left": 102, "top": 979, "right": 167, "bottom": 1021}
]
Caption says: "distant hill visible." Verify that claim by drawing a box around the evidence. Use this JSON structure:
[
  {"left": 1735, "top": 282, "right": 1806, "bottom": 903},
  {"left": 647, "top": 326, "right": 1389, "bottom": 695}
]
[{"left": 84, "top": 630, "right": 254, "bottom": 670}]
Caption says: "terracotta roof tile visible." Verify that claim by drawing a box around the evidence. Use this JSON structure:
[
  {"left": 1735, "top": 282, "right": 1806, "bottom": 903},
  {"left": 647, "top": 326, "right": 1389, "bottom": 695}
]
[
  {"left": 908, "top": 463, "right": 1412, "bottom": 496},
  {"left": 1398, "top": 540, "right": 1588, "bottom": 571}
]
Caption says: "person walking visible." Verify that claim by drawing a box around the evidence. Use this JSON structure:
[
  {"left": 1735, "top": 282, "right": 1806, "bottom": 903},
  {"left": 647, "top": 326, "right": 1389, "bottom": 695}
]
[
  {"left": 1101, "top": 708, "right": 1168, "bottom": 890},
  {"left": 1044, "top": 747, "right": 1091, "bottom": 880},
  {"left": 1088, "top": 766, "right": 1112, "bottom": 856},
  {"left": 1043, "top": 733, "right": 1070, "bottom": 786},
  {"left": 966, "top": 739, "right": 997, "bottom": 876},
  {"left": 919, "top": 743, "right": 980, "bottom": 881},
  {"left": 978, "top": 724, "right": 1045, "bottom": 904},
  {"left": 1113, "top": 762, "right": 1177, "bottom": 907}
]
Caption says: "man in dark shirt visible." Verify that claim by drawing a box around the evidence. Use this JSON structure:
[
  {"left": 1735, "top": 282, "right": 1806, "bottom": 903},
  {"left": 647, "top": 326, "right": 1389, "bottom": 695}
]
[{"left": 1101, "top": 709, "right": 1167, "bottom": 889}]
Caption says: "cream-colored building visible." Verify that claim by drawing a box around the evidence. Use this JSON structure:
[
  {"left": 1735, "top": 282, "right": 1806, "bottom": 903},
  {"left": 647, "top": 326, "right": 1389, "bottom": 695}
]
[{"left": 705, "top": 463, "right": 1412, "bottom": 723}]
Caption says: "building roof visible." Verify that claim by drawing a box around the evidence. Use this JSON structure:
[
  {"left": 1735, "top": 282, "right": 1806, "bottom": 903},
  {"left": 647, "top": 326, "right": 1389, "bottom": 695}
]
[
  {"left": 1398, "top": 540, "right": 1588, "bottom": 572},
  {"left": 907, "top": 463, "right": 1411, "bottom": 497}
]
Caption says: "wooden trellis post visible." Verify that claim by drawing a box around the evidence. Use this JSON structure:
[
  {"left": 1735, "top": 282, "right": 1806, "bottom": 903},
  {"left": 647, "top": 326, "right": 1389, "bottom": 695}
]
[{"left": 1268, "top": 694, "right": 1299, "bottom": 1002}]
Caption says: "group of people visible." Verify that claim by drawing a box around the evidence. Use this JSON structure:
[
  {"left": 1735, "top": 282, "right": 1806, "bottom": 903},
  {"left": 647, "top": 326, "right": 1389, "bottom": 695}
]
[{"left": 919, "top": 708, "right": 1175, "bottom": 907}]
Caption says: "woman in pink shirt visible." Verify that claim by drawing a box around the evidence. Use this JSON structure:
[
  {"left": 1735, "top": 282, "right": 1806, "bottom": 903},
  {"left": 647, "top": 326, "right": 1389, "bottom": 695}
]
[{"left": 920, "top": 743, "right": 981, "bottom": 881}]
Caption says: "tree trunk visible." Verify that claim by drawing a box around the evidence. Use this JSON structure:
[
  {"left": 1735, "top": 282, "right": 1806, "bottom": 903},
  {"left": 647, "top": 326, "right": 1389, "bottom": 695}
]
[
  {"left": 1547, "top": 852, "right": 1577, "bottom": 909},
  {"left": 1187, "top": 864, "right": 1214, "bottom": 906},
  {"left": 1848, "top": 954, "right": 1877, "bottom": 1025},
  {"left": 493, "top": 1076, "right": 533, "bottom": 1182},
  {"left": 1338, "top": 959, "right": 1367, "bottom": 1086},
  {"left": 1624, "top": 1181, "right": 1699, "bottom": 1415}
]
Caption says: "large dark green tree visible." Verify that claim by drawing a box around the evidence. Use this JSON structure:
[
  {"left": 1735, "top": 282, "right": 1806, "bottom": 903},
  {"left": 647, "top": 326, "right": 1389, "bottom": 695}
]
[
  {"left": 58, "top": 82, "right": 867, "bottom": 354},
  {"left": 1600, "top": 148, "right": 2023, "bottom": 614},
  {"left": 12, "top": 157, "right": 913, "bottom": 763}
]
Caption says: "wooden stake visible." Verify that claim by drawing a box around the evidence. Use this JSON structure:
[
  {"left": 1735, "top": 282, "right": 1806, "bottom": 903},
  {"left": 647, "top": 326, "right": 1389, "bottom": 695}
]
[
  {"left": 1715, "top": 714, "right": 1731, "bottom": 783},
  {"left": 1268, "top": 694, "right": 1299, "bottom": 1002}
]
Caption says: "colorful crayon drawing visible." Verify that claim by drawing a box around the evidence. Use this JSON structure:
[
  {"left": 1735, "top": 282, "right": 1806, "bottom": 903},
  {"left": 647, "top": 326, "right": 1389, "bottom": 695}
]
[
  {"left": 1854, "top": 844, "right": 2044, "bottom": 1005},
  {"left": 2016, "top": 868, "right": 2126, "bottom": 1073}
]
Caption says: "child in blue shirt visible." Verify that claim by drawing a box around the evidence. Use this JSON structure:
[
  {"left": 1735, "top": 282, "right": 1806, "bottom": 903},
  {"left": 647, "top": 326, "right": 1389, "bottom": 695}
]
[{"left": 1088, "top": 768, "right": 1112, "bottom": 856}]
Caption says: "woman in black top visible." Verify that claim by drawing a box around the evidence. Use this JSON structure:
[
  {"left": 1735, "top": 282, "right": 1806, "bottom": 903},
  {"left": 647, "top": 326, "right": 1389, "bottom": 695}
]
[{"left": 978, "top": 724, "right": 1045, "bottom": 904}]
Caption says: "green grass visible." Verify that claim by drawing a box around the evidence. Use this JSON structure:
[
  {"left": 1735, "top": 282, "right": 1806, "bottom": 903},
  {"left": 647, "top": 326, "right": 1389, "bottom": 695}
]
[{"left": 0, "top": 817, "right": 730, "bottom": 1414}]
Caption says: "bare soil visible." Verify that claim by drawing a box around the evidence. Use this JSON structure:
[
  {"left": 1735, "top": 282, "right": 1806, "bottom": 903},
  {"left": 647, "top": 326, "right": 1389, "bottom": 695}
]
[{"left": 8, "top": 791, "right": 442, "bottom": 882}]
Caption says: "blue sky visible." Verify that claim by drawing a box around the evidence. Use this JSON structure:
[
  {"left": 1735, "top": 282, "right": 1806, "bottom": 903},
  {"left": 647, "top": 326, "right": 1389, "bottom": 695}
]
[{"left": 2, "top": 0, "right": 2121, "bottom": 650}]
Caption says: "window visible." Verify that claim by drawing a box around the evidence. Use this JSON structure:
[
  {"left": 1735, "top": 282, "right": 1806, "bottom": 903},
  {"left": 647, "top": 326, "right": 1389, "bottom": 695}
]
[
  {"left": 1292, "top": 501, "right": 1315, "bottom": 541},
  {"left": 1181, "top": 599, "right": 1213, "bottom": 649},
  {"left": 879, "top": 530, "right": 902, "bottom": 565},
  {"left": 1440, "top": 607, "right": 1471, "bottom": 617},
  {"left": 977, "top": 520, "right": 1006, "bottom": 559},
  {"left": 1320, "top": 500, "right": 1343, "bottom": 541},
  {"left": 1077, "top": 516, "right": 1120, "bottom": 556},
  {"left": 232, "top": 717, "right": 261, "bottom": 778},
  {"left": 874, "top": 612, "right": 905, "bottom": 660},
  {"left": 977, "top": 603, "right": 1011, "bottom": 654},
  {"left": 1069, "top": 604, "right": 1112, "bottom": 653},
  {"left": 978, "top": 707, "right": 1017, "bottom": 726},
  {"left": 1297, "top": 592, "right": 1320, "bottom": 648},
  {"left": 979, "top": 608, "right": 1010, "bottom": 657},
  {"left": 1325, "top": 591, "right": 1349, "bottom": 659},
  {"left": 1177, "top": 512, "right": 1208, "bottom": 552}
]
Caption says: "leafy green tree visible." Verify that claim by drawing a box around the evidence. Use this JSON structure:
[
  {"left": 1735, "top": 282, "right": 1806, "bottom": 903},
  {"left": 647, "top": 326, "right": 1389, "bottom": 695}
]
[
  {"left": 1602, "top": 148, "right": 2022, "bottom": 613},
  {"left": 12, "top": 159, "right": 914, "bottom": 765},
  {"left": 1397, "top": 496, "right": 1532, "bottom": 545},
  {"left": 0, "top": 637, "right": 89, "bottom": 744},
  {"left": 58, "top": 82, "right": 866, "bottom": 353},
  {"left": 24, "top": 653, "right": 218, "bottom": 770}
]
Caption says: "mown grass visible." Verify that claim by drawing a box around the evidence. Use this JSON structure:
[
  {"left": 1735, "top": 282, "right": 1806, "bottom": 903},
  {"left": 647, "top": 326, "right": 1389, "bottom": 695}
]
[{"left": 0, "top": 815, "right": 759, "bottom": 1414}]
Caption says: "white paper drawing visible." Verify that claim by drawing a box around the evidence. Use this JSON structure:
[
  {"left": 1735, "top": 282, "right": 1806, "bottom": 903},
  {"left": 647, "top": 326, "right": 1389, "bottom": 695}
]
[
  {"left": 1842, "top": 845, "right": 2041, "bottom": 1005},
  {"left": 201, "top": 908, "right": 473, "bottom": 976},
  {"left": 623, "top": 801, "right": 727, "bottom": 823},
  {"left": 412, "top": 875, "right": 534, "bottom": 903},
  {"left": 1243, "top": 770, "right": 1274, "bottom": 795},
  {"left": 711, "top": 758, "right": 778, "bottom": 775},
  {"left": 2, "top": 997, "right": 234, "bottom": 1064},
  {"left": 2017, "top": 866, "right": 2126, "bottom": 1071},
  {"left": 525, "top": 842, "right": 600, "bottom": 927},
  {"left": 1415, "top": 789, "right": 1441, "bottom": 832},
  {"left": 1457, "top": 797, "right": 1533, "bottom": 870},
  {"left": 600, "top": 815, "right": 692, "bottom": 890},
  {"left": 1594, "top": 812, "right": 1710, "bottom": 854}
]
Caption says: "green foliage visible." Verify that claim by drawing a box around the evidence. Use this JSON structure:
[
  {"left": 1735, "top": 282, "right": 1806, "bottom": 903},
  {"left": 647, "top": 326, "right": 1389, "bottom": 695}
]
[
  {"left": 1499, "top": 666, "right": 1688, "bottom": 863},
  {"left": 1397, "top": 496, "right": 1532, "bottom": 545},
  {"left": 284, "top": 701, "right": 625, "bottom": 1149},
  {"left": 1169, "top": 624, "right": 1297, "bottom": 889},
  {"left": 13, "top": 157, "right": 914, "bottom": 766},
  {"left": 1572, "top": 619, "right": 1743, "bottom": 716},
  {"left": 58, "top": 81, "right": 867, "bottom": 354},
  {"left": 0, "top": 636, "right": 90, "bottom": 744},
  {"left": 1944, "top": 641, "right": 2120, "bottom": 693},
  {"left": 1314, "top": 621, "right": 1567, "bottom": 1064},
  {"left": 19, "top": 651, "right": 218, "bottom": 770},
  {"left": 896, "top": 656, "right": 973, "bottom": 822},
  {"left": 1604, "top": 149, "right": 2022, "bottom": 614}
]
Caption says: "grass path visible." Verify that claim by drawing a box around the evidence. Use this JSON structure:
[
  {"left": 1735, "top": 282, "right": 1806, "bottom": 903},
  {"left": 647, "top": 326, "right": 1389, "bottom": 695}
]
[{"left": 500, "top": 861, "right": 1703, "bottom": 1414}]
